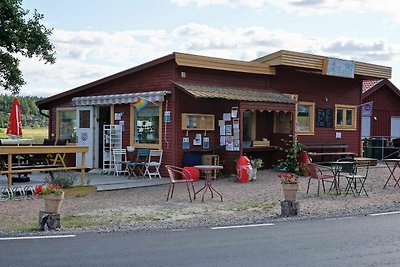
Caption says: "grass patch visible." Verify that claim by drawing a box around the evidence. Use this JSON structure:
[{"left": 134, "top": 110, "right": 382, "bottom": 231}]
[
  {"left": 0, "top": 128, "right": 47, "bottom": 139},
  {"left": 63, "top": 214, "right": 114, "bottom": 228},
  {"left": 227, "top": 201, "right": 276, "bottom": 212}
]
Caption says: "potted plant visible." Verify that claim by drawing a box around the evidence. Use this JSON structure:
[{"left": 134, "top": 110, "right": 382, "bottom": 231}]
[
  {"left": 277, "top": 136, "right": 304, "bottom": 175},
  {"left": 278, "top": 172, "right": 299, "bottom": 202},
  {"left": 34, "top": 180, "right": 65, "bottom": 214},
  {"left": 250, "top": 158, "right": 263, "bottom": 181}
]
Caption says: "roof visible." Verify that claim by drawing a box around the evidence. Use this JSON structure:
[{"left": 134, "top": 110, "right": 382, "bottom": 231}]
[
  {"left": 173, "top": 82, "right": 296, "bottom": 104},
  {"left": 174, "top": 52, "right": 275, "bottom": 75},
  {"left": 37, "top": 50, "right": 392, "bottom": 109},
  {"left": 362, "top": 79, "right": 400, "bottom": 99},
  {"left": 253, "top": 50, "right": 392, "bottom": 79},
  {"left": 36, "top": 53, "right": 176, "bottom": 109}
]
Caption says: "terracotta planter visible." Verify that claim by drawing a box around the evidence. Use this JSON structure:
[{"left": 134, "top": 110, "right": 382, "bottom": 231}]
[
  {"left": 43, "top": 192, "right": 64, "bottom": 213},
  {"left": 282, "top": 183, "right": 299, "bottom": 202}
]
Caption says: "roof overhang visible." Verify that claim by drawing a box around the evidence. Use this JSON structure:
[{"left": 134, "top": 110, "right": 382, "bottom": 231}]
[
  {"left": 174, "top": 82, "right": 296, "bottom": 104},
  {"left": 253, "top": 50, "right": 391, "bottom": 79},
  {"left": 175, "top": 52, "right": 275, "bottom": 75},
  {"left": 71, "top": 91, "right": 170, "bottom": 106}
]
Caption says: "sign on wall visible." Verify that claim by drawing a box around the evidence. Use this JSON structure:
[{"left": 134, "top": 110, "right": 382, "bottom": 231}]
[{"left": 323, "top": 57, "right": 355, "bottom": 78}]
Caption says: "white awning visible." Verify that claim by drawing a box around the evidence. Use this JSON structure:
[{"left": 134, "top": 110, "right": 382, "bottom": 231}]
[{"left": 72, "top": 91, "right": 170, "bottom": 106}]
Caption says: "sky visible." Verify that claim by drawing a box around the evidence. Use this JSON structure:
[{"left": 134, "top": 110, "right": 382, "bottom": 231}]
[{"left": 9, "top": 0, "right": 400, "bottom": 97}]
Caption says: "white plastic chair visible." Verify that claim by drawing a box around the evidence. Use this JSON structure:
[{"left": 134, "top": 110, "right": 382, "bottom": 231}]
[
  {"left": 144, "top": 149, "right": 163, "bottom": 179},
  {"left": 112, "top": 148, "right": 128, "bottom": 176}
]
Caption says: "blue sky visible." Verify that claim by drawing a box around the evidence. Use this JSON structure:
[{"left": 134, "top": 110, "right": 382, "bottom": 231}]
[{"left": 11, "top": 0, "right": 400, "bottom": 96}]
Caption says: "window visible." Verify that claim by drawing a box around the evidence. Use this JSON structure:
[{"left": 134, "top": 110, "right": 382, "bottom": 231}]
[
  {"left": 130, "top": 104, "right": 161, "bottom": 148},
  {"left": 243, "top": 110, "right": 253, "bottom": 142},
  {"left": 296, "top": 102, "right": 315, "bottom": 135},
  {"left": 274, "top": 112, "right": 292, "bottom": 134},
  {"left": 335, "top": 104, "right": 357, "bottom": 130},
  {"left": 57, "top": 108, "right": 77, "bottom": 143}
]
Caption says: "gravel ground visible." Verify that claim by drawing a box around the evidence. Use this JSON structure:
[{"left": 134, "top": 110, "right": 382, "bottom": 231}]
[{"left": 1, "top": 164, "right": 400, "bottom": 236}]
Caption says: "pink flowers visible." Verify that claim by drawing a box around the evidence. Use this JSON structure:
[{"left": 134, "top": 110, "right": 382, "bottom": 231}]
[{"left": 278, "top": 172, "right": 298, "bottom": 184}]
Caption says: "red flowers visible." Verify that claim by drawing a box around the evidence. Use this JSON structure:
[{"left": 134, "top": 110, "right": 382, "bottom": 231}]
[
  {"left": 34, "top": 182, "right": 64, "bottom": 196},
  {"left": 278, "top": 172, "right": 298, "bottom": 184}
]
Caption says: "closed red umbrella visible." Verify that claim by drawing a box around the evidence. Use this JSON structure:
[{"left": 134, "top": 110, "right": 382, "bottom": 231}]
[{"left": 6, "top": 97, "right": 23, "bottom": 138}]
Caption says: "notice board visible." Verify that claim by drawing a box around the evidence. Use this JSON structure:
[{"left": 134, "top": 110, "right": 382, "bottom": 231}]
[{"left": 316, "top": 108, "right": 333, "bottom": 128}]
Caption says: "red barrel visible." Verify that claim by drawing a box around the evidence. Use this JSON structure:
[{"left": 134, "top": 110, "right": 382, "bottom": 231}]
[{"left": 236, "top": 156, "right": 251, "bottom": 183}]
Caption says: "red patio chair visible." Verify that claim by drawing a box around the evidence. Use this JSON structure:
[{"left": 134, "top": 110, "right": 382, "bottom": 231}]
[
  {"left": 165, "top": 165, "right": 196, "bottom": 202},
  {"left": 306, "top": 163, "right": 338, "bottom": 196}
]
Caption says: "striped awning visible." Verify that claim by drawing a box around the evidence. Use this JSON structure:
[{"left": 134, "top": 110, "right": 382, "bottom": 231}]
[
  {"left": 173, "top": 82, "right": 296, "bottom": 104},
  {"left": 72, "top": 91, "right": 170, "bottom": 106}
]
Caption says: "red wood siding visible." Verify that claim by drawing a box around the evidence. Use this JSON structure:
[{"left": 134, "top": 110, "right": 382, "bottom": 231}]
[
  {"left": 269, "top": 68, "right": 363, "bottom": 155},
  {"left": 363, "top": 85, "right": 400, "bottom": 137}
]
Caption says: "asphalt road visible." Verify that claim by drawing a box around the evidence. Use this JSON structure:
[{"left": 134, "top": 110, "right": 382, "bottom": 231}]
[{"left": 2, "top": 212, "right": 400, "bottom": 266}]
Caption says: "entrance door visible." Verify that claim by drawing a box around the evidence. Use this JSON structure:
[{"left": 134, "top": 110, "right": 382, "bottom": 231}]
[
  {"left": 391, "top": 116, "right": 400, "bottom": 139},
  {"left": 362, "top": 116, "right": 371, "bottom": 138},
  {"left": 76, "top": 107, "right": 94, "bottom": 168}
]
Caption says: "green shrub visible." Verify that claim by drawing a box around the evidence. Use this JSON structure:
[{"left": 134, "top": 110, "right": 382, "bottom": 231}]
[{"left": 47, "top": 171, "right": 78, "bottom": 188}]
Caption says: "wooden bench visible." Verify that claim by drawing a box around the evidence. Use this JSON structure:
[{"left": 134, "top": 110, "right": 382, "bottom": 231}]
[{"left": 302, "top": 142, "right": 355, "bottom": 162}]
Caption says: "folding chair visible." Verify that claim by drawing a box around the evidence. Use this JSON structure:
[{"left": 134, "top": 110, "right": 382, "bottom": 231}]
[
  {"left": 165, "top": 165, "right": 196, "bottom": 202},
  {"left": 336, "top": 158, "right": 357, "bottom": 189},
  {"left": 127, "top": 148, "right": 149, "bottom": 178},
  {"left": 144, "top": 149, "right": 163, "bottom": 179},
  {"left": 112, "top": 148, "right": 128, "bottom": 176},
  {"left": 344, "top": 162, "right": 370, "bottom": 197}
]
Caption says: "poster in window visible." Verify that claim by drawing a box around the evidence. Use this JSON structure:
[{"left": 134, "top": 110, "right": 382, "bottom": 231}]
[
  {"left": 220, "top": 136, "right": 226, "bottom": 146},
  {"left": 223, "top": 113, "right": 231, "bottom": 121},
  {"left": 233, "top": 118, "right": 239, "bottom": 129},
  {"left": 225, "top": 135, "right": 234, "bottom": 151},
  {"left": 225, "top": 124, "right": 232, "bottom": 135},
  {"left": 203, "top": 137, "right": 209, "bottom": 149},
  {"left": 316, "top": 108, "right": 333, "bottom": 128},
  {"left": 183, "top": 137, "right": 190, "bottom": 149},
  {"left": 231, "top": 107, "right": 238, "bottom": 118},
  {"left": 193, "top": 133, "right": 202, "bottom": 146},
  {"left": 233, "top": 139, "right": 240, "bottom": 151},
  {"left": 220, "top": 126, "right": 225, "bottom": 136},
  {"left": 233, "top": 129, "right": 240, "bottom": 139}
]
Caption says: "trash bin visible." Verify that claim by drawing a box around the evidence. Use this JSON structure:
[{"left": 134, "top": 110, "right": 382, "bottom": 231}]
[
  {"left": 370, "top": 137, "right": 386, "bottom": 160},
  {"left": 363, "top": 138, "right": 373, "bottom": 158},
  {"left": 236, "top": 156, "right": 251, "bottom": 183}
]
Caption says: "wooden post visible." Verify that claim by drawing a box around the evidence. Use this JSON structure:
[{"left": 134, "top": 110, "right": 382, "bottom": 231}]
[
  {"left": 80, "top": 151, "right": 86, "bottom": 186},
  {"left": 281, "top": 201, "right": 299, "bottom": 217},
  {"left": 38, "top": 211, "right": 61, "bottom": 231}
]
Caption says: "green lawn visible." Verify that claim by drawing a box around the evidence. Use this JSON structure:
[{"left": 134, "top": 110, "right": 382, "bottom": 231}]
[{"left": 0, "top": 128, "right": 48, "bottom": 139}]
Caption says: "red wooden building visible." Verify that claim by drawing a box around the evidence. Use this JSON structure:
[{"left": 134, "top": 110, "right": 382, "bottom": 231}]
[
  {"left": 362, "top": 79, "right": 400, "bottom": 139},
  {"left": 36, "top": 50, "right": 391, "bottom": 174}
]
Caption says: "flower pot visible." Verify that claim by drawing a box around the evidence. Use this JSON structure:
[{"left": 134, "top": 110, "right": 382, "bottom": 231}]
[
  {"left": 250, "top": 168, "right": 257, "bottom": 181},
  {"left": 282, "top": 183, "right": 299, "bottom": 202},
  {"left": 43, "top": 192, "right": 64, "bottom": 213}
]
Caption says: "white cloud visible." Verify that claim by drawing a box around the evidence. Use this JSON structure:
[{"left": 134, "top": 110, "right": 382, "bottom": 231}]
[
  {"left": 13, "top": 23, "right": 399, "bottom": 96},
  {"left": 169, "top": 0, "right": 400, "bottom": 24}
]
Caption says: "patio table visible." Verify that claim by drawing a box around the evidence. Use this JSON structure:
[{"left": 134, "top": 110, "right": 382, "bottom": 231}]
[
  {"left": 383, "top": 159, "right": 400, "bottom": 188},
  {"left": 318, "top": 161, "right": 355, "bottom": 194},
  {"left": 194, "top": 165, "right": 223, "bottom": 202}
]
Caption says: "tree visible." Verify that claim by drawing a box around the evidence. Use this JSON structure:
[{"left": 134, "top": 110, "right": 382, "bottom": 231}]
[{"left": 0, "top": 0, "right": 56, "bottom": 94}]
